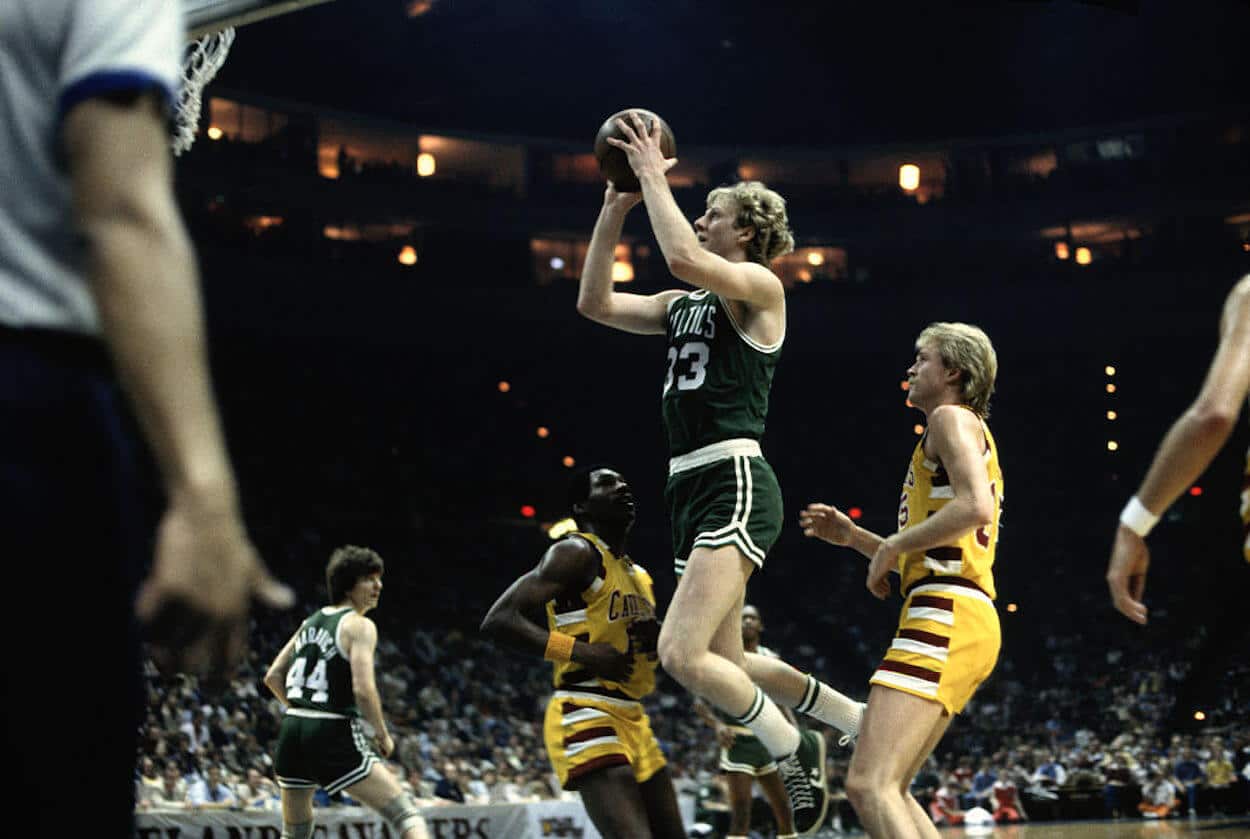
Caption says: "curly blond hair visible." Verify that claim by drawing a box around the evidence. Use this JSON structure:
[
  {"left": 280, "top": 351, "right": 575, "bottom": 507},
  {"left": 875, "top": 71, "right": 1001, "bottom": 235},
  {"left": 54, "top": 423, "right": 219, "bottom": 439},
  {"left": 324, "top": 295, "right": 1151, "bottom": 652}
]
[{"left": 706, "top": 181, "right": 795, "bottom": 265}]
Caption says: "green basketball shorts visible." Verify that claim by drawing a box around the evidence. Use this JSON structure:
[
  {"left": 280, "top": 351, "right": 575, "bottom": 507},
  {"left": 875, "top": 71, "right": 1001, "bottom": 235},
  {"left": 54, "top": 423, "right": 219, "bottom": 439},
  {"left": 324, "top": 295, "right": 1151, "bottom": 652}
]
[
  {"left": 665, "top": 449, "right": 783, "bottom": 577},
  {"left": 273, "top": 711, "right": 378, "bottom": 795}
]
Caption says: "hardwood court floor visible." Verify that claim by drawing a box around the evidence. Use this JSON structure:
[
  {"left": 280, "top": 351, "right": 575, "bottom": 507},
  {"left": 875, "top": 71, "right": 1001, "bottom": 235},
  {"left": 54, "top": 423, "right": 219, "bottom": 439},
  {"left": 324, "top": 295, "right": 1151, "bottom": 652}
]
[{"left": 929, "top": 817, "right": 1250, "bottom": 837}]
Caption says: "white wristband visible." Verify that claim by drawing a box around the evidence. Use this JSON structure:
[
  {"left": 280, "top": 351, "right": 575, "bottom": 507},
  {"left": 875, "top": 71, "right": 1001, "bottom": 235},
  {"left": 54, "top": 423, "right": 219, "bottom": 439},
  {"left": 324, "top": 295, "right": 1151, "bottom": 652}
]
[{"left": 1119, "top": 496, "right": 1159, "bottom": 537}]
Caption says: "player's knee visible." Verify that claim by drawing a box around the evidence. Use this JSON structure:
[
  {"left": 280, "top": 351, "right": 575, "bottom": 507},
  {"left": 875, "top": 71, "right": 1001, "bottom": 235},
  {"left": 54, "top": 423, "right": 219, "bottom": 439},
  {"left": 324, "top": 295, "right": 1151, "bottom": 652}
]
[
  {"left": 380, "top": 792, "right": 425, "bottom": 836},
  {"left": 282, "top": 821, "right": 315, "bottom": 839},
  {"left": 844, "top": 769, "right": 877, "bottom": 809},
  {"left": 657, "top": 635, "right": 698, "bottom": 685}
]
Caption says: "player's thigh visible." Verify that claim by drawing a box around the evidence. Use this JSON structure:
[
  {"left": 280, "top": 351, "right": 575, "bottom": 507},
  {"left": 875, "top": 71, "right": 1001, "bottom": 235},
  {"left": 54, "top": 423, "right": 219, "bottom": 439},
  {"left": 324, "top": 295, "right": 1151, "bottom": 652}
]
[
  {"left": 577, "top": 764, "right": 656, "bottom": 839},
  {"left": 638, "top": 766, "right": 688, "bottom": 839},
  {"left": 281, "top": 787, "right": 315, "bottom": 824},
  {"left": 707, "top": 580, "right": 747, "bottom": 665},
  {"left": 343, "top": 762, "right": 406, "bottom": 810},
  {"left": 659, "top": 544, "right": 753, "bottom": 655},
  {"left": 849, "top": 684, "right": 947, "bottom": 787}
]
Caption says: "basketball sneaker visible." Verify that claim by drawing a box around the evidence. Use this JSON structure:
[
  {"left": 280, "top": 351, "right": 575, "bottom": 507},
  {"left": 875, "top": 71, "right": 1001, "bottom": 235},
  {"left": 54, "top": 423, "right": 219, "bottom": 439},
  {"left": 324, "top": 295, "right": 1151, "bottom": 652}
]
[{"left": 776, "top": 728, "right": 829, "bottom": 836}]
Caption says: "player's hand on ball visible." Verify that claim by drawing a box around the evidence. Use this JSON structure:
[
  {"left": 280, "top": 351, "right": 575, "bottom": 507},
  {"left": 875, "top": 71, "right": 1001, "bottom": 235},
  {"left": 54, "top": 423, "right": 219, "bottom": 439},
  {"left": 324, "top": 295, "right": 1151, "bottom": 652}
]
[
  {"left": 603, "top": 180, "right": 643, "bottom": 212},
  {"left": 1107, "top": 525, "right": 1150, "bottom": 624},
  {"left": 580, "top": 641, "right": 634, "bottom": 683},
  {"left": 604, "top": 111, "right": 678, "bottom": 182},
  {"left": 799, "top": 503, "right": 857, "bottom": 546}
]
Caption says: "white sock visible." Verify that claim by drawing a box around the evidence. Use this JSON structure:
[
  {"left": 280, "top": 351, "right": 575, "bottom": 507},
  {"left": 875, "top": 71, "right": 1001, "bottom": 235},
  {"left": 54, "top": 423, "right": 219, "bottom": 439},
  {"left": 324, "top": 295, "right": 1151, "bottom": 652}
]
[
  {"left": 734, "top": 685, "right": 800, "bottom": 758},
  {"left": 794, "top": 673, "right": 864, "bottom": 736}
]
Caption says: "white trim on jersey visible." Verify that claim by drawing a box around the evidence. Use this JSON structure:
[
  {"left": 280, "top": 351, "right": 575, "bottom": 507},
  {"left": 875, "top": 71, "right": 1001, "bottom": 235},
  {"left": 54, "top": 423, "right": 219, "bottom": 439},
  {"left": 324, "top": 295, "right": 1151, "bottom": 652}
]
[{"left": 716, "top": 292, "right": 784, "bottom": 354}]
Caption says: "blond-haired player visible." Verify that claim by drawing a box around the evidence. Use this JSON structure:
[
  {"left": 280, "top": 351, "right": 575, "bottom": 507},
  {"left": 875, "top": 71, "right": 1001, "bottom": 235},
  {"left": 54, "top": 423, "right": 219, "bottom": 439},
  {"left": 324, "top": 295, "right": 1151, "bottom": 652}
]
[
  {"left": 581, "top": 112, "right": 863, "bottom": 834},
  {"left": 1108, "top": 274, "right": 1250, "bottom": 623},
  {"left": 800, "top": 322, "right": 1004, "bottom": 838}
]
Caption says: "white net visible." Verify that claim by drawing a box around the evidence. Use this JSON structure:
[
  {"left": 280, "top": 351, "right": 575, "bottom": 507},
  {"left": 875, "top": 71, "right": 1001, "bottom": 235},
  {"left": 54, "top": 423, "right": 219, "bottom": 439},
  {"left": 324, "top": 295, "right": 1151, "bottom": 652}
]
[{"left": 173, "top": 27, "right": 236, "bottom": 156}]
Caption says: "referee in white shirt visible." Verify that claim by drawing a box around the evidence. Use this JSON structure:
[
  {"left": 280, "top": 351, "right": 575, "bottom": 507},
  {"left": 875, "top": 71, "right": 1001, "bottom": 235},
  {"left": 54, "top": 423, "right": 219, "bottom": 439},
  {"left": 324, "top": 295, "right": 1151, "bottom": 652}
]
[{"left": 0, "top": 2, "right": 291, "bottom": 833}]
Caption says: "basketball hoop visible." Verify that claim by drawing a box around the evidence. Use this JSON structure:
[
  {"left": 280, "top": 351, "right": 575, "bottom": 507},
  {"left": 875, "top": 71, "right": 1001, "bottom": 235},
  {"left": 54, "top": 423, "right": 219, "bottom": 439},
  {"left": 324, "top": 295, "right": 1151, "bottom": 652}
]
[{"left": 173, "top": 26, "right": 236, "bottom": 156}]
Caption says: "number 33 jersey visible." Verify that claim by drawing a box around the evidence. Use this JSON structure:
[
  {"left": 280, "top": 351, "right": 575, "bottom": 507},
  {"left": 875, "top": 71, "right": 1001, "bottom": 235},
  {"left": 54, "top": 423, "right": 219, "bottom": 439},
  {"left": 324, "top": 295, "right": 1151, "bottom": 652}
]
[
  {"left": 662, "top": 290, "right": 782, "bottom": 458},
  {"left": 284, "top": 607, "right": 359, "bottom": 717},
  {"left": 896, "top": 410, "right": 1004, "bottom": 600}
]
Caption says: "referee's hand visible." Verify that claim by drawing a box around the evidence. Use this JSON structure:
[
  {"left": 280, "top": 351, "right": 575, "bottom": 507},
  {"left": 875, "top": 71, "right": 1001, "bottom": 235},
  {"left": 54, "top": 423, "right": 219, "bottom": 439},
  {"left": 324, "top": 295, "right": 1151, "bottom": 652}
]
[{"left": 137, "top": 495, "right": 294, "bottom": 676}]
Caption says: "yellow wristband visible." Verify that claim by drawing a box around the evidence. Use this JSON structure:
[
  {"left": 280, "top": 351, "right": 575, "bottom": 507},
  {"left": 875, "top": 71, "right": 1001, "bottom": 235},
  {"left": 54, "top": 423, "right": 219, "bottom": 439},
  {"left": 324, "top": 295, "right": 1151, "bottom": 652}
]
[{"left": 544, "top": 632, "right": 575, "bottom": 662}]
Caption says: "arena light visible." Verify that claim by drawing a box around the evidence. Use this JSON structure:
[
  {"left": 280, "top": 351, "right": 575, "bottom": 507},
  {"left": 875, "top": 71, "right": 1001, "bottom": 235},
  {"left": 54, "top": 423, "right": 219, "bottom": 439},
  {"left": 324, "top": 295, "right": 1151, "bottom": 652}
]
[
  {"left": 206, "top": 125, "right": 224, "bottom": 141},
  {"left": 1105, "top": 365, "right": 1117, "bottom": 376},
  {"left": 1075, "top": 247, "right": 1092, "bottom": 265},
  {"left": 899, "top": 164, "right": 920, "bottom": 192},
  {"left": 1194, "top": 710, "right": 1206, "bottom": 721},
  {"left": 900, "top": 381, "right": 911, "bottom": 391},
  {"left": 1006, "top": 603, "right": 1018, "bottom": 613},
  {"left": 536, "top": 426, "right": 550, "bottom": 438},
  {"left": 416, "top": 152, "right": 436, "bottom": 177},
  {"left": 1107, "top": 440, "right": 1119, "bottom": 451},
  {"left": 562, "top": 455, "right": 575, "bottom": 468},
  {"left": 807, "top": 251, "right": 825, "bottom": 266},
  {"left": 913, "top": 424, "right": 924, "bottom": 435},
  {"left": 1106, "top": 410, "right": 1117, "bottom": 420},
  {"left": 520, "top": 504, "right": 536, "bottom": 519},
  {"left": 848, "top": 507, "right": 863, "bottom": 520},
  {"left": 1054, "top": 241, "right": 1070, "bottom": 260},
  {"left": 550, "top": 256, "right": 565, "bottom": 270},
  {"left": 547, "top": 517, "right": 577, "bottom": 539},
  {"left": 397, "top": 245, "right": 417, "bottom": 266},
  {"left": 1106, "top": 383, "right": 1116, "bottom": 394},
  {"left": 611, "top": 261, "right": 634, "bottom": 283},
  {"left": 497, "top": 380, "right": 510, "bottom": 393},
  {"left": 1189, "top": 486, "right": 1203, "bottom": 497},
  {"left": 796, "top": 269, "right": 813, "bottom": 283}
]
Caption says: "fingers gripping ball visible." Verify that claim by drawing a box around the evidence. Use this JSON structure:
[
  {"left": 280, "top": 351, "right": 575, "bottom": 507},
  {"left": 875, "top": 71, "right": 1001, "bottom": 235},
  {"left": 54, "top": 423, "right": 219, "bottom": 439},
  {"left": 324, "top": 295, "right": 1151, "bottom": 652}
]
[{"left": 593, "top": 108, "right": 676, "bottom": 192}]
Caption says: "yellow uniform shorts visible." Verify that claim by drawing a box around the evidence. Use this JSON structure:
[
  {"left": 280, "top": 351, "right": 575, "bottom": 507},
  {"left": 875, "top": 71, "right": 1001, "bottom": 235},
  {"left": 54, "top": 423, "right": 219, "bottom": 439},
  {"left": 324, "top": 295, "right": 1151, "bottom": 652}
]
[
  {"left": 543, "top": 691, "right": 667, "bottom": 789},
  {"left": 869, "top": 577, "right": 1001, "bottom": 715}
]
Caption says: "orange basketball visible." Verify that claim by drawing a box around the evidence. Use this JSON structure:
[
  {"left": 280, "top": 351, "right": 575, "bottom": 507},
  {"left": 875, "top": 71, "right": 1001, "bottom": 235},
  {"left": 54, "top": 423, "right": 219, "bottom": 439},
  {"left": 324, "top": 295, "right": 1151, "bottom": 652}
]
[{"left": 593, "top": 108, "right": 676, "bottom": 193}]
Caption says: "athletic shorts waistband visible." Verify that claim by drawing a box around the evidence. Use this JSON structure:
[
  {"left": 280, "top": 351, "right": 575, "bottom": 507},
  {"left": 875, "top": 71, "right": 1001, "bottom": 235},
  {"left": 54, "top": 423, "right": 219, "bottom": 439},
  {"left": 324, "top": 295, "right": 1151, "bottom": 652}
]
[
  {"left": 669, "top": 439, "right": 762, "bottom": 476},
  {"left": 285, "top": 708, "right": 351, "bottom": 720}
]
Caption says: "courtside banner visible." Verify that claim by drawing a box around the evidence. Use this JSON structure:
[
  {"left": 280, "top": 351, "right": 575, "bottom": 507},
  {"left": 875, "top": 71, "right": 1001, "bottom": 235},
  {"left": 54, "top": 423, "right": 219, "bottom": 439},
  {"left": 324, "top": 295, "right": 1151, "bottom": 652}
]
[{"left": 135, "top": 801, "right": 603, "bottom": 838}]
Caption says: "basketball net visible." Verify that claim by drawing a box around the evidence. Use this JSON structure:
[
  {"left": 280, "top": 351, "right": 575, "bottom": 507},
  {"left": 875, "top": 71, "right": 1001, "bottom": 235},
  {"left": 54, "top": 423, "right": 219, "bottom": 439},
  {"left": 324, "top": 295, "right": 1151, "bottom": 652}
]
[{"left": 173, "top": 27, "right": 236, "bottom": 156}]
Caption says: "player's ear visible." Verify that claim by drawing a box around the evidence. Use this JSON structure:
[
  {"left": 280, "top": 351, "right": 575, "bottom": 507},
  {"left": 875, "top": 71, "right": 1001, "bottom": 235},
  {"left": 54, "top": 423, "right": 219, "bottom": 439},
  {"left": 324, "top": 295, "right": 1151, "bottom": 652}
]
[{"left": 737, "top": 225, "right": 756, "bottom": 246}]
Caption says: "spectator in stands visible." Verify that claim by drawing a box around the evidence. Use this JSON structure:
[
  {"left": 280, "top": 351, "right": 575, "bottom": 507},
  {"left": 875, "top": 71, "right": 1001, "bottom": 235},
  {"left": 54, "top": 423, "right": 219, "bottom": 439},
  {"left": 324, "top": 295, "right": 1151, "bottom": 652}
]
[
  {"left": 139, "top": 761, "right": 188, "bottom": 810},
  {"left": 1138, "top": 770, "right": 1181, "bottom": 819},
  {"left": 929, "top": 774, "right": 966, "bottom": 826},
  {"left": 1031, "top": 751, "right": 1068, "bottom": 788},
  {"left": 1174, "top": 747, "right": 1205, "bottom": 815},
  {"left": 235, "top": 766, "right": 278, "bottom": 809},
  {"left": 137, "top": 756, "right": 163, "bottom": 792},
  {"left": 991, "top": 768, "right": 1027, "bottom": 823},
  {"left": 433, "top": 761, "right": 467, "bottom": 803},
  {"left": 187, "top": 763, "right": 239, "bottom": 810},
  {"left": 1206, "top": 748, "right": 1237, "bottom": 814},
  {"left": 970, "top": 759, "right": 996, "bottom": 806}
]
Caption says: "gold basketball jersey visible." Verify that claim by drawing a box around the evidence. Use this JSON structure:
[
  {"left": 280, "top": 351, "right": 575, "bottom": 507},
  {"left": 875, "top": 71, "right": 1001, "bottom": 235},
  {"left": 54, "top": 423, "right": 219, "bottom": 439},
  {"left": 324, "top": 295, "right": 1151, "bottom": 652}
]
[
  {"left": 1242, "top": 447, "right": 1249, "bottom": 562},
  {"left": 896, "top": 407, "right": 1003, "bottom": 599},
  {"left": 546, "top": 532, "right": 660, "bottom": 701}
]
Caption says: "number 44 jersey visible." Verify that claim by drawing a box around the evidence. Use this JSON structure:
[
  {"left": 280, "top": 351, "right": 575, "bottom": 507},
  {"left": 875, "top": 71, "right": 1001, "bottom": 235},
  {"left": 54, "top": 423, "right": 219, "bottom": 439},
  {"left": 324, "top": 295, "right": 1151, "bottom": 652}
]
[
  {"left": 285, "top": 606, "right": 359, "bottom": 717},
  {"left": 662, "top": 290, "right": 781, "bottom": 458}
]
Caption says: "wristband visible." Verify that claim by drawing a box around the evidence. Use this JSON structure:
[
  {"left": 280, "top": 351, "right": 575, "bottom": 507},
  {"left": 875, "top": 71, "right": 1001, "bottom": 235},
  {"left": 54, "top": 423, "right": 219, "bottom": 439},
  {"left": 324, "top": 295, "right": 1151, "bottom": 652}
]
[
  {"left": 544, "top": 632, "right": 575, "bottom": 663},
  {"left": 1119, "top": 496, "right": 1159, "bottom": 537}
]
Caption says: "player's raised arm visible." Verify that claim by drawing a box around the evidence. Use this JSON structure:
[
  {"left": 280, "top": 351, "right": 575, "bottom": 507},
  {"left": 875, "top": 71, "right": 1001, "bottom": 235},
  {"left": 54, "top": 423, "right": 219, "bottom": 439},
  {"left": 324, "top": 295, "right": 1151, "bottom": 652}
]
[
  {"left": 576, "top": 181, "right": 683, "bottom": 335},
  {"left": 480, "top": 538, "right": 633, "bottom": 683},
  {"left": 1108, "top": 274, "right": 1250, "bottom": 623},
  {"left": 607, "top": 112, "right": 786, "bottom": 309}
]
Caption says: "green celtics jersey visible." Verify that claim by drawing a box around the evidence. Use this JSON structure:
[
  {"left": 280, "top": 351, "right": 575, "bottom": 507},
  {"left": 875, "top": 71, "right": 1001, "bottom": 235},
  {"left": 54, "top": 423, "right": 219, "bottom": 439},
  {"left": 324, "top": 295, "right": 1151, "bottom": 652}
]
[
  {"left": 662, "top": 289, "right": 781, "bottom": 457},
  {"left": 285, "top": 607, "right": 358, "bottom": 717}
]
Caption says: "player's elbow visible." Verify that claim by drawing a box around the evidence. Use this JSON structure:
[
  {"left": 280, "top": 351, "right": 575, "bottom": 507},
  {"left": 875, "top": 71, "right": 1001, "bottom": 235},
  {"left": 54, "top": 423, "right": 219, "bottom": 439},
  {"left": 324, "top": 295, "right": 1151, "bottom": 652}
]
[
  {"left": 1187, "top": 402, "right": 1238, "bottom": 438},
  {"left": 575, "top": 295, "right": 605, "bottom": 320},
  {"left": 969, "top": 497, "right": 995, "bottom": 528}
]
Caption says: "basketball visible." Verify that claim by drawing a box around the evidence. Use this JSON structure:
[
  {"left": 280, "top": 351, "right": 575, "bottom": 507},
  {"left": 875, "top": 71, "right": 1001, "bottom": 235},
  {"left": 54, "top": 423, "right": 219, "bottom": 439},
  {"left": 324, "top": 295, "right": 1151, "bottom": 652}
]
[{"left": 593, "top": 108, "right": 676, "bottom": 193}]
